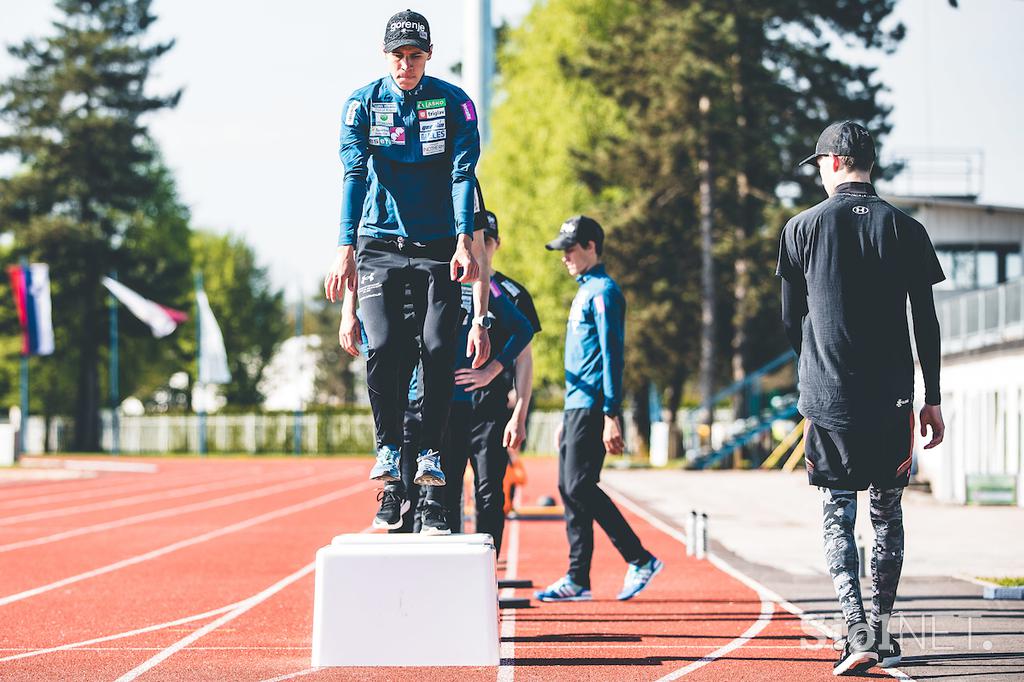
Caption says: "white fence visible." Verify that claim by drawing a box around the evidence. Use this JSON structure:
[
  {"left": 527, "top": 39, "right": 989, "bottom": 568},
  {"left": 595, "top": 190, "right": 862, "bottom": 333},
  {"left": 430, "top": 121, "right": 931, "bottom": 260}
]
[
  {"left": 20, "top": 410, "right": 595, "bottom": 456},
  {"left": 938, "top": 277, "right": 1024, "bottom": 354}
]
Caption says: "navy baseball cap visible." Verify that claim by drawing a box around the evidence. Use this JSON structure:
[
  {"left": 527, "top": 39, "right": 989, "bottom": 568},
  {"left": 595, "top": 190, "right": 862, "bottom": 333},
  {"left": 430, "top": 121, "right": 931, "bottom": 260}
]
[
  {"left": 384, "top": 10, "right": 431, "bottom": 53},
  {"left": 546, "top": 215, "right": 604, "bottom": 251},
  {"left": 798, "top": 121, "right": 876, "bottom": 168}
]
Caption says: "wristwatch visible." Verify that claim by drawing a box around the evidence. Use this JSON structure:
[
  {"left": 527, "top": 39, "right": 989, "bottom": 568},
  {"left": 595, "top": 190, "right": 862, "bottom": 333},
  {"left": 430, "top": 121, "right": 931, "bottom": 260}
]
[{"left": 472, "top": 315, "right": 493, "bottom": 329}]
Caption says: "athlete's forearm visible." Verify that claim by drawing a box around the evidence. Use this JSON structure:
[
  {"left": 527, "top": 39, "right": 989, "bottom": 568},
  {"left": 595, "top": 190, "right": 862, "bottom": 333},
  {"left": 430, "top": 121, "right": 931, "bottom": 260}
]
[
  {"left": 781, "top": 278, "right": 807, "bottom": 355},
  {"left": 909, "top": 283, "right": 941, "bottom": 405},
  {"left": 471, "top": 231, "right": 490, "bottom": 316},
  {"left": 511, "top": 344, "right": 534, "bottom": 424}
]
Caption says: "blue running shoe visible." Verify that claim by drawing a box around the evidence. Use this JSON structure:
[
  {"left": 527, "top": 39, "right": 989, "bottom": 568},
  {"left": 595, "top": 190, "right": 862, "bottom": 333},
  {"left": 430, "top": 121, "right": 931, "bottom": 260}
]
[
  {"left": 369, "top": 445, "right": 401, "bottom": 482},
  {"left": 413, "top": 449, "right": 445, "bottom": 486},
  {"left": 534, "top": 576, "right": 592, "bottom": 602},
  {"left": 616, "top": 556, "right": 664, "bottom": 601}
]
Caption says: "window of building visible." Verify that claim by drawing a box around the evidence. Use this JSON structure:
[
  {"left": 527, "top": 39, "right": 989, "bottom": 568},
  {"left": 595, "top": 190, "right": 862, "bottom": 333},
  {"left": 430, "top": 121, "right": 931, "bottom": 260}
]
[{"left": 934, "top": 244, "right": 1022, "bottom": 291}]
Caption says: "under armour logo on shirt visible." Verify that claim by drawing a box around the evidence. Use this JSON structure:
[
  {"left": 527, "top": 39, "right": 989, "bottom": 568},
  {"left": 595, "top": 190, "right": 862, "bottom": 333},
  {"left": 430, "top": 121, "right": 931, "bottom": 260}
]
[{"left": 852, "top": 206, "right": 869, "bottom": 215}]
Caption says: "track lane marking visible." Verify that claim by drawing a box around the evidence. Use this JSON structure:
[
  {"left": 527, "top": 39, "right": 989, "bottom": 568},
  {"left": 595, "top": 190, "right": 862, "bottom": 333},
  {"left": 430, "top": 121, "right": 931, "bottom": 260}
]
[
  {"left": 0, "top": 468, "right": 356, "bottom": 553},
  {"left": 605, "top": 483, "right": 915, "bottom": 681},
  {"left": 0, "top": 480, "right": 376, "bottom": 607},
  {"left": 116, "top": 525, "right": 374, "bottom": 682},
  {"left": 0, "top": 466, "right": 316, "bottom": 526},
  {"left": 497, "top": 518, "right": 521, "bottom": 681}
]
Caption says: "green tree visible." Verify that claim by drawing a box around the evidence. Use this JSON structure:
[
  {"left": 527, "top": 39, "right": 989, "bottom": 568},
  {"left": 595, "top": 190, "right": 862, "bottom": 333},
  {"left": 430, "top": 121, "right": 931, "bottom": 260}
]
[
  {"left": 480, "top": 0, "right": 640, "bottom": 391},
  {"left": 0, "top": 0, "right": 181, "bottom": 450},
  {"left": 189, "top": 231, "right": 287, "bottom": 406}
]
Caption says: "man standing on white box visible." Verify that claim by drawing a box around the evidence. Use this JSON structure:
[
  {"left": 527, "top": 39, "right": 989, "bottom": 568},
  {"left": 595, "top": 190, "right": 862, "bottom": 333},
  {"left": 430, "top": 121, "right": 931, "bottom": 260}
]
[
  {"left": 324, "top": 9, "right": 490, "bottom": 492},
  {"left": 535, "top": 216, "right": 663, "bottom": 603}
]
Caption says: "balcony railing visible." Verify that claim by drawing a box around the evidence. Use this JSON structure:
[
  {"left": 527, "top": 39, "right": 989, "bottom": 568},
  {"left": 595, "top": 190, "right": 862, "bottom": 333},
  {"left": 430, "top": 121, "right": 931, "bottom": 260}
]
[{"left": 938, "top": 277, "right": 1024, "bottom": 354}]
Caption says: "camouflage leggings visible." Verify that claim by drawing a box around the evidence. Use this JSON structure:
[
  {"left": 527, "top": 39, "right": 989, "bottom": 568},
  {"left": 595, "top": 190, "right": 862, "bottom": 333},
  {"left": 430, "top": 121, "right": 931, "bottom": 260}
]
[{"left": 821, "top": 487, "right": 904, "bottom": 632}]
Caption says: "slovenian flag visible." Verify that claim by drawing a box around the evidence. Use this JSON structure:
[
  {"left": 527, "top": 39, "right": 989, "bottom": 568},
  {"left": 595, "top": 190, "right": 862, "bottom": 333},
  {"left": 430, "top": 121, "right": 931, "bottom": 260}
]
[
  {"left": 102, "top": 276, "right": 188, "bottom": 338},
  {"left": 7, "top": 263, "right": 55, "bottom": 356}
]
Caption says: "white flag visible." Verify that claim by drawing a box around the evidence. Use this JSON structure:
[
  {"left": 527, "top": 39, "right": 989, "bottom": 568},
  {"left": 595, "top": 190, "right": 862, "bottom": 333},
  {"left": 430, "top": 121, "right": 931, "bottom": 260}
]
[
  {"left": 102, "top": 277, "right": 187, "bottom": 338},
  {"left": 196, "top": 289, "right": 231, "bottom": 384}
]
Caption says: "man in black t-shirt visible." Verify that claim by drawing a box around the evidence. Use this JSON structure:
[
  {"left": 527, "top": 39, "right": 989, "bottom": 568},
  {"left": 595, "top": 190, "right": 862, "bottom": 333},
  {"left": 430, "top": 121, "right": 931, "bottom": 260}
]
[
  {"left": 450, "top": 211, "right": 541, "bottom": 556},
  {"left": 777, "top": 121, "right": 946, "bottom": 676}
]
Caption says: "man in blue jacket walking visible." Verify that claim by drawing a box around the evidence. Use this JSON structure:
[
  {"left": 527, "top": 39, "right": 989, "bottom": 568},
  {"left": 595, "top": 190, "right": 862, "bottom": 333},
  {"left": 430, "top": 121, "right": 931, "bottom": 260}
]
[
  {"left": 536, "top": 216, "right": 662, "bottom": 602},
  {"left": 324, "top": 10, "right": 489, "bottom": 491}
]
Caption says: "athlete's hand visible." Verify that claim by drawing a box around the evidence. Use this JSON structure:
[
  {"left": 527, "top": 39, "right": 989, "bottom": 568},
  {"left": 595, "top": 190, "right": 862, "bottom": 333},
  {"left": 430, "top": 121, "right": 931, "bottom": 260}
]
[
  {"left": 920, "top": 404, "right": 945, "bottom": 449},
  {"left": 467, "top": 324, "right": 490, "bottom": 368},
  {"left": 339, "top": 310, "right": 361, "bottom": 358},
  {"left": 450, "top": 235, "right": 479, "bottom": 283},
  {"left": 503, "top": 415, "right": 526, "bottom": 451},
  {"left": 603, "top": 415, "right": 624, "bottom": 455},
  {"left": 455, "top": 361, "right": 502, "bottom": 391},
  {"left": 324, "top": 246, "right": 356, "bottom": 303},
  {"left": 555, "top": 422, "right": 563, "bottom": 451}
]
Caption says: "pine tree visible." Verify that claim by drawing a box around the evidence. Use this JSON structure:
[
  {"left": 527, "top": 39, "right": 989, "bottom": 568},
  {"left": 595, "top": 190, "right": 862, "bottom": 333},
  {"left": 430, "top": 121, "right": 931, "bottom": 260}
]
[{"left": 0, "top": 0, "right": 182, "bottom": 450}]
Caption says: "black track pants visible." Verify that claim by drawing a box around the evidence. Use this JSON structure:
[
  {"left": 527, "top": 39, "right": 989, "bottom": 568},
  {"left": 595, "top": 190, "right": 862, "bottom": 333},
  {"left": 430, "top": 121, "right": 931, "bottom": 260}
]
[{"left": 356, "top": 236, "right": 460, "bottom": 452}]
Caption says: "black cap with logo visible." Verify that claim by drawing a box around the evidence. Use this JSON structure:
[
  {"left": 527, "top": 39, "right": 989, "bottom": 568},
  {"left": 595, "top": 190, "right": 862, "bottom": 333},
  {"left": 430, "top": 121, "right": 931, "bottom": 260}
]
[
  {"left": 545, "top": 215, "right": 604, "bottom": 251},
  {"left": 384, "top": 10, "right": 431, "bottom": 53},
  {"left": 798, "top": 121, "right": 875, "bottom": 168}
]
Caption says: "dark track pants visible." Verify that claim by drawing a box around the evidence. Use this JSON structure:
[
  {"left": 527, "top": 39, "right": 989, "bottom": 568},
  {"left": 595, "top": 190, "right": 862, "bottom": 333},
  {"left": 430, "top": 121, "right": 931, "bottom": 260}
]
[
  {"left": 560, "top": 407, "right": 651, "bottom": 588},
  {"left": 356, "top": 236, "right": 460, "bottom": 452},
  {"left": 424, "top": 397, "right": 511, "bottom": 554}
]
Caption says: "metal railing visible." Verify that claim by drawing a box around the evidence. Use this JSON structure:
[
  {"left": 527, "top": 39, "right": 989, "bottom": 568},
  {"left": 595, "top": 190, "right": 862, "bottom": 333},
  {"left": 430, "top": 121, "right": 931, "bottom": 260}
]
[{"left": 938, "top": 277, "right": 1024, "bottom": 355}]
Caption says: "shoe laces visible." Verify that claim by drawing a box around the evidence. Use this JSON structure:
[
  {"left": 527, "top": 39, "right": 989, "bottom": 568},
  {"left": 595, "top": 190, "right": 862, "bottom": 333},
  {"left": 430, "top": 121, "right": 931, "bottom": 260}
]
[
  {"left": 376, "top": 487, "right": 402, "bottom": 507},
  {"left": 626, "top": 561, "right": 653, "bottom": 585},
  {"left": 417, "top": 449, "right": 440, "bottom": 467},
  {"left": 377, "top": 446, "right": 399, "bottom": 467}
]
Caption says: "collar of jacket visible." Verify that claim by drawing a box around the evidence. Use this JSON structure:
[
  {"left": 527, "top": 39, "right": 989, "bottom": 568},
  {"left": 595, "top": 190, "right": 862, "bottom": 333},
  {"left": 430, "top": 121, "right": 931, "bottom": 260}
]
[
  {"left": 576, "top": 263, "right": 607, "bottom": 285},
  {"left": 387, "top": 75, "right": 427, "bottom": 99},
  {"left": 835, "top": 181, "right": 877, "bottom": 196}
]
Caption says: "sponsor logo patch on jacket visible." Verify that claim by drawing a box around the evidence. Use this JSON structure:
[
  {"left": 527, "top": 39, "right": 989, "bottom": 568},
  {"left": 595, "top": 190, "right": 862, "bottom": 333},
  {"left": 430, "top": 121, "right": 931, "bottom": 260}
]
[
  {"left": 417, "top": 107, "right": 445, "bottom": 121},
  {"left": 370, "top": 101, "right": 398, "bottom": 113},
  {"left": 420, "top": 129, "right": 446, "bottom": 142},
  {"left": 344, "top": 100, "right": 360, "bottom": 126},
  {"left": 420, "top": 119, "right": 445, "bottom": 134},
  {"left": 422, "top": 140, "right": 445, "bottom": 156},
  {"left": 417, "top": 98, "right": 446, "bottom": 110},
  {"left": 370, "top": 137, "right": 391, "bottom": 147},
  {"left": 369, "top": 125, "right": 389, "bottom": 137},
  {"left": 373, "top": 112, "right": 394, "bottom": 126},
  {"left": 389, "top": 127, "right": 406, "bottom": 145},
  {"left": 461, "top": 100, "right": 476, "bottom": 122}
]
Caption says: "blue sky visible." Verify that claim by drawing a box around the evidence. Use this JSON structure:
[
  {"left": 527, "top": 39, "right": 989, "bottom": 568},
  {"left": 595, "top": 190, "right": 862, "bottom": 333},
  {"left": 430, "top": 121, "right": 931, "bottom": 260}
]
[{"left": 1, "top": 0, "right": 1022, "bottom": 298}]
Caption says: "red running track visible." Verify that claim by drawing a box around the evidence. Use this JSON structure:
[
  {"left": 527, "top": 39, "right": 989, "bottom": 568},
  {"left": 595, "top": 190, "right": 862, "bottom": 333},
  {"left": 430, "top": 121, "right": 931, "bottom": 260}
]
[{"left": 0, "top": 457, "right": 901, "bottom": 681}]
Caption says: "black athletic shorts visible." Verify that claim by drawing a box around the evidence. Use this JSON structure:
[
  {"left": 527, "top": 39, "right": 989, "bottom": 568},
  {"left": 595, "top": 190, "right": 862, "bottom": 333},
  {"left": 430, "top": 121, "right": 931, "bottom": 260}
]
[{"left": 803, "top": 409, "right": 915, "bottom": 490}]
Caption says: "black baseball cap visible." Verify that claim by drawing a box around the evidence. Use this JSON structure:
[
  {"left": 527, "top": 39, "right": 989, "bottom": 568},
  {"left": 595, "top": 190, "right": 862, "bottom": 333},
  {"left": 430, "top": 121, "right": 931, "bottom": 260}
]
[
  {"left": 384, "top": 10, "right": 431, "bottom": 53},
  {"left": 798, "top": 121, "right": 876, "bottom": 168},
  {"left": 482, "top": 211, "right": 499, "bottom": 240},
  {"left": 545, "top": 215, "right": 604, "bottom": 251}
]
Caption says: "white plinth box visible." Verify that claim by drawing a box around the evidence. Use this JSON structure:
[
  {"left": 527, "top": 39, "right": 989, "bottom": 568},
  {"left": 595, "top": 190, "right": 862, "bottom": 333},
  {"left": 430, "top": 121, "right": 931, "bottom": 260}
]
[{"left": 312, "top": 533, "right": 499, "bottom": 667}]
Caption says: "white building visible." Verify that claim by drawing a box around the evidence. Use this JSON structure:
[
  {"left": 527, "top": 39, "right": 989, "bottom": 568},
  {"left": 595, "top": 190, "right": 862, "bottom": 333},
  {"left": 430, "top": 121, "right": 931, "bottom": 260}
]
[{"left": 891, "top": 196, "right": 1024, "bottom": 507}]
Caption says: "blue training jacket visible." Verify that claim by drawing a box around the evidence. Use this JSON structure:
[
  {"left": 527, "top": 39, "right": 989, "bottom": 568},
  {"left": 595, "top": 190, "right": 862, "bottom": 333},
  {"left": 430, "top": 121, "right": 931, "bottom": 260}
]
[
  {"left": 453, "top": 279, "right": 534, "bottom": 403},
  {"left": 338, "top": 75, "right": 481, "bottom": 246},
  {"left": 564, "top": 264, "right": 625, "bottom": 416}
]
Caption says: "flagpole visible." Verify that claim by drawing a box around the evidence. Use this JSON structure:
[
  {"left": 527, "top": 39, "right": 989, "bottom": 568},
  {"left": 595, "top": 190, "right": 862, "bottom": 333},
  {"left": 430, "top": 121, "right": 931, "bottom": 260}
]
[
  {"left": 293, "top": 294, "right": 304, "bottom": 456},
  {"left": 18, "top": 257, "right": 29, "bottom": 460},
  {"left": 108, "top": 270, "right": 120, "bottom": 456},
  {"left": 194, "top": 271, "right": 207, "bottom": 457}
]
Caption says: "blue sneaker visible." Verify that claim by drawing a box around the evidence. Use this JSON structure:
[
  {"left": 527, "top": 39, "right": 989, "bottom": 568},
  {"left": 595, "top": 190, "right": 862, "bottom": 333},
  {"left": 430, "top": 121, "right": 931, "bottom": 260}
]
[
  {"left": 534, "top": 576, "right": 592, "bottom": 602},
  {"left": 413, "top": 449, "right": 445, "bottom": 486},
  {"left": 369, "top": 445, "right": 401, "bottom": 482},
  {"left": 617, "top": 556, "right": 664, "bottom": 601}
]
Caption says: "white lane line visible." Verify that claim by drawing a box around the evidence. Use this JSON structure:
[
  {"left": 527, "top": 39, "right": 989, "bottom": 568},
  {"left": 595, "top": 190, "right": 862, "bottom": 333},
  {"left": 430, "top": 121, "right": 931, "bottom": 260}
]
[
  {"left": 0, "top": 466, "right": 314, "bottom": 526},
  {"left": 0, "top": 468, "right": 244, "bottom": 510},
  {"left": 604, "top": 484, "right": 915, "bottom": 682},
  {"left": 603, "top": 486, "right": 773, "bottom": 681},
  {"left": 259, "top": 668, "right": 318, "bottom": 682},
  {"left": 0, "top": 468, "right": 354, "bottom": 553},
  {"left": 497, "top": 519, "right": 521, "bottom": 682},
  {"left": 0, "top": 602, "right": 243, "bottom": 662},
  {"left": 119, "top": 525, "right": 374, "bottom": 682},
  {"left": 0, "top": 480, "right": 376, "bottom": 607}
]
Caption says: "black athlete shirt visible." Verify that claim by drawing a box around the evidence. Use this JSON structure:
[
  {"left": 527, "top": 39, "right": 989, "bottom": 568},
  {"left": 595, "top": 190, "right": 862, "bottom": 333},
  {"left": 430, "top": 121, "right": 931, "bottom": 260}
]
[{"left": 776, "top": 182, "right": 945, "bottom": 431}]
